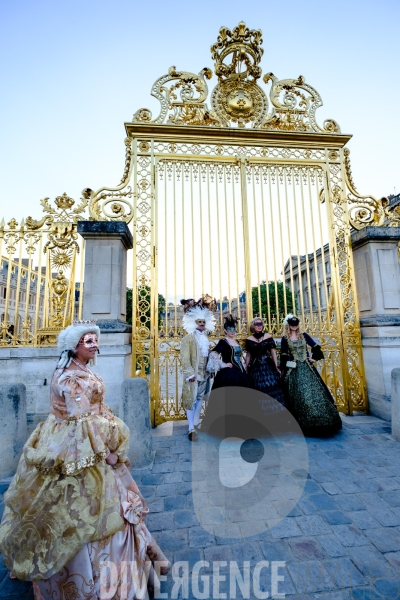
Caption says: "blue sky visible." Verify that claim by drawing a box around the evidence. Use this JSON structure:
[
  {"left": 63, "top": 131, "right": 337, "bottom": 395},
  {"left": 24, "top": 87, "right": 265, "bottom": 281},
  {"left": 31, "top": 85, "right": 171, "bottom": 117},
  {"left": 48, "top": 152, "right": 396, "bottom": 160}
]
[{"left": 0, "top": 0, "right": 399, "bottom": 222}]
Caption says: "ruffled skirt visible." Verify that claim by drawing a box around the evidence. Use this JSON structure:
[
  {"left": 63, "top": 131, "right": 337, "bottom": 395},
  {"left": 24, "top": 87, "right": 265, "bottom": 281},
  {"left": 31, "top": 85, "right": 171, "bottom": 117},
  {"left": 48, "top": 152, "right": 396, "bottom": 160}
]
[
  {"left": 284, "top": 361, "right": 342, "bottom": 435},
  {"left": 32, "top": 464, "right": 169, "bottom": 600}
]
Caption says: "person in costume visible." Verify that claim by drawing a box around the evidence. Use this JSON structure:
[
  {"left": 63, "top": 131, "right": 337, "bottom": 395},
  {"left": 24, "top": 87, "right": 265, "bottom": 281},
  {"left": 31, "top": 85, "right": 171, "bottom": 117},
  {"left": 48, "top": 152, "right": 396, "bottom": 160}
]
[
  {"left": 207, "top": 314, "right": 250, "bottom": 390},
  {"left": 245, "top": 317, "right": 285, "bottom": 407},
  {"left": 280, "top": 314, "right": 342, "bottom": 435},
  {"left": 179, "top": 296, "right": 216, "bottom": 442},
  {"left": 0, "top": 320, "right": 170, "bottom": 600}
]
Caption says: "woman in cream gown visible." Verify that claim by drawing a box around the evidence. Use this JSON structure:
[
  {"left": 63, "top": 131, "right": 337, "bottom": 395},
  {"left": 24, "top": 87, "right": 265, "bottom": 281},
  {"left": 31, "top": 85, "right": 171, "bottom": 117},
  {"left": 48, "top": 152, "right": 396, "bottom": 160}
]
[{"left": 0, "top": 321, "right": 170, "bottom": 600}]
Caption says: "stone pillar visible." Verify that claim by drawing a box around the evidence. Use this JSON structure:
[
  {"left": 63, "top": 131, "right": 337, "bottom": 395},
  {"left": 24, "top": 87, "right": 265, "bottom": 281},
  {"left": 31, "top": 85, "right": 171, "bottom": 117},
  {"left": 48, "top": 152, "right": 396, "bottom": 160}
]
[
  {"left": 78, "top": 221, "right": 133, "bottom": 412},
  {"left": 120, "top": 378, "right": 154, "bottom": 468},
  {"left": 77, "top": 221, "right": 133, "bottom": 331},
  {"left": 392, "top": 368, "right": 400, "bottom": 441},
  {"left": 352, "top": 227, "right": 400, "bottom": 420},
  {"left": 0, "top": 384, "right": 27, "bottom": 477}
]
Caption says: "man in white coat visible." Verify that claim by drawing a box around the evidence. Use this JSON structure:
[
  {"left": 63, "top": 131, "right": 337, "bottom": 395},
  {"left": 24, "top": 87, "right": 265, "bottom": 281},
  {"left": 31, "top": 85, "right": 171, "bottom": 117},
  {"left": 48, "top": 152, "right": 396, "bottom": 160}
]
[{"left": 180, "top": 297, "right": 216, "bottom": 441}]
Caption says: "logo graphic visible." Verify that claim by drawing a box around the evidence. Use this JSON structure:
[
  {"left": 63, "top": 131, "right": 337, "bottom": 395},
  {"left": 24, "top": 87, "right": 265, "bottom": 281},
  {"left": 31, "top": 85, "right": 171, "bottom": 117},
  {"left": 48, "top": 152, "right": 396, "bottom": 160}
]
[{"left": 192, "top": 386, "right": 308, "bottom": 538}]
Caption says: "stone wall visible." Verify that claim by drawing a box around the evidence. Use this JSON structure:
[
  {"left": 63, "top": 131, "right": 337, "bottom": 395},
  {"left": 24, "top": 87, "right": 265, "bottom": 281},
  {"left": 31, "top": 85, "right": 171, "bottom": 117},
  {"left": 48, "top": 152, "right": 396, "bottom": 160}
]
[
  {"left": 352, "top": 227, "right": 400, "bottom": 421},
  {"left": 0, "top": 333, "right": 131, "bottom": 434}
]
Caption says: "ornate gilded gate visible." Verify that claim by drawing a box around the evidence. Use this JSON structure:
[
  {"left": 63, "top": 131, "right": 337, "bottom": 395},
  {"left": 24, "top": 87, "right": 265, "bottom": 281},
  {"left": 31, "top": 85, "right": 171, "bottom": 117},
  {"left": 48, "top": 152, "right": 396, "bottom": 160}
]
[{"left": 87, "top": 22, "right": 400, "bottom": 424}]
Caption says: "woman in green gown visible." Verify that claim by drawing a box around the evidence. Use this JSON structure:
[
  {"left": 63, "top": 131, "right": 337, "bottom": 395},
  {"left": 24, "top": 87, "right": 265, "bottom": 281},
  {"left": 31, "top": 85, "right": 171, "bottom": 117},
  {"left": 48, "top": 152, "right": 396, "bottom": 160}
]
[{"left": 280, "top": 314, "right": 342, "bottom": 435}]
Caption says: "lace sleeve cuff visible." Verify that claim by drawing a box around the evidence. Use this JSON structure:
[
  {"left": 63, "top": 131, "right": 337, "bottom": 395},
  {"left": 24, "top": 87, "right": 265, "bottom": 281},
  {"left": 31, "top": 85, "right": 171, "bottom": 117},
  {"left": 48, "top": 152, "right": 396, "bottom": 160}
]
[{"left": 206, "top": 352, "right": 225, "bottom": 374}]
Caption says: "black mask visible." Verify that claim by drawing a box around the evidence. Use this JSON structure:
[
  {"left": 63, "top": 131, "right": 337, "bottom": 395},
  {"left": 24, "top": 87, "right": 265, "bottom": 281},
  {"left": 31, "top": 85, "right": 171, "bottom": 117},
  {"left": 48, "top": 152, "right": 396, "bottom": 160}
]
[{"left": 288, "top": 317, "right": 299, "bottom": 326}]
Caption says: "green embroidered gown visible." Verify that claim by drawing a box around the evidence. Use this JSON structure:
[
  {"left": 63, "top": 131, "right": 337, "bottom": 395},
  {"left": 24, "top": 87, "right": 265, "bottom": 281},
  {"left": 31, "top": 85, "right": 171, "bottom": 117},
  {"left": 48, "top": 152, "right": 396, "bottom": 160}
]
[{"left": 280, "top": 334, "right": 342, "bottom": 435}]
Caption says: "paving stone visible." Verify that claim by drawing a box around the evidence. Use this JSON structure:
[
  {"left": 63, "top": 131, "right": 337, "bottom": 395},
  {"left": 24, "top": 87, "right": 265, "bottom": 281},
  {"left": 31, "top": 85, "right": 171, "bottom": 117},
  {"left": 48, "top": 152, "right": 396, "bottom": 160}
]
[
  {"left": 317, "top": 534, "right": 348, "bottom": 557},
  {"left": 225, "top": 542, "right": 262, "bottom": 566},
  {"left": 287, "top": 559, "right": 332, "bottom": 593},
  {"left": 156, "top": 529, "right": 188, "bottom": 551},
  {"left": 324, "top": 556, "right": 366, "bottom": 588},
  {"left": 348, "top": 510, "right": 381, "bottom": 530},
  {"left": 213, "top": 523, "right": 242, "bottom": 542},
  {"left": 364, "top": 527, "right": 400, "bottom": 553},
  {"left": 178, "top": 453, "right": 191, "bottom": 463},
  {"left": 0, "top": 575, "right": 33, "bottom": 599},
  {"left": 348, "top": 544, "right": 399, "bottom": 578},
  {"left": 256, "top": 561, "right": 297, "bottom": 597},
  {"left": 174, "top": 462, "right": 192, "bottom": 472},
  {"left": 174, "top": 510, "right": 198, "bottom": 529},
  {"left": 297, "top": 496, "right": 318, "bottom": 515},
  {"left": 356, "top": 492, "right": 390, "bottom": 510},
  {"left": 237, "top": 521, "right": 269, "bottom": 541},
  {"left": 146, "top": 497, "right": 164, "bottom": 513},
  {"left": 314, "top": 589, "right": 379, "bottom": 600},
  {"left": 207, "top": 491, "right": 226, "bottom": 507},
  {"left": 335, "top": 479, "right": 362, "bottom": 494},
  {"left": 378, "top": 490, "right": 400, "bottom": 507},
  {"left": 164, "top": 471, "right": 184, "bottom": 484},
  {"left": 320, "top": 482, "right": 342, "bottom": 495},
  {"left": 198, "top": 507, "right": 225, "bottom": 525},
  {"left": 176, "top": 482, "right": 193, "bottom": 495},
  {"left": 287, "top": 537, "right": 327, "bottom": 560},
  {"left": 375, "top": 477, "right": 400, "bottom": 491},
  {"left": 146, "top": 511, "right": 174, "bottom": 531},
  {"left": 173, "top": 547, "right": 204, "bottom": 571},
  {"left": 140, "top": 473, "right": 164, "bottom": 486},
  {"left": 260, "top": 539, "right": 295, "bottom": 562},
  {"left": 169, "top": 445, "right": 186, "bottom": 454},
  {"left": 156, "top": 454, "right": 176, "bottom": 464},
  {"left": 273, "top": 500, "right": 303, "bottom": 518},
  {"left": 203, "top": 544, "right": 233, "bottom": 568},
  {"left": 385, "top": 551, "right": 400, "bottom": 571},
  {"left": 155, "top": 483, "right": 177, "bottom": 497},
  {"left": 152, "top": 462, "right": 175, "bottom": 474},
  {"left": 153, "top": 439, "right": 177, "bottom": 448},
  {"left": 303, "top": 480, "right": 323, "bottom": 495},
  {"left": 374, "top": 577, "right": 400, "bottom": 598},
  {"left": 330, "top": 524, "right": 369, "bottom": 547},
  {"left": 308, "top": 493, "right": 337, "bottom": 511},
  {"left": 333, "top": 494, "right": 366, "bottom": 512},
  {"left": 296, "top": 515, "right": 331, "bottom": 536},
  {"left": 321, "top": 511, "right": 352, "bottom": 526},
  {"left": 164, "top": 495, "right": 186, "bottom": 511},
  {"left": 189, "top": 526, "right": 216, "bottom": 548},
  {"left": 356, "top": 479, "right": 384, "bottom": 493},
  {"left": 270, "top": 518, "right": 303, "bottom": 539},
  {"left": 308, "top": 469, "right": 338, "bottom": 483}
]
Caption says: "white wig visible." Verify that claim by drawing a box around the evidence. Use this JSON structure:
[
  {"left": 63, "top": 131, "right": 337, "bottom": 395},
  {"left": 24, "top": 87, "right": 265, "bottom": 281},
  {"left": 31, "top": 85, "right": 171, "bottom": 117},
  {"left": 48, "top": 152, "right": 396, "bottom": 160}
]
[
  {"left": 182, "top": 306, "right": 216, "bottom": 334},
  {"left": 57, "top": 321, "right": 100, "bottom": 369}
]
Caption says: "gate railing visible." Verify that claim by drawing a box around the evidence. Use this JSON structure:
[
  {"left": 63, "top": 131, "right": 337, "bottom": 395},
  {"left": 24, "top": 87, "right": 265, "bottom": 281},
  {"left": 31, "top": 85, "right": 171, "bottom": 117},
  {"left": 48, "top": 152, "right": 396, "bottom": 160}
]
[{"left": 0, "top": 192, "right": 88, "bottom": 347}]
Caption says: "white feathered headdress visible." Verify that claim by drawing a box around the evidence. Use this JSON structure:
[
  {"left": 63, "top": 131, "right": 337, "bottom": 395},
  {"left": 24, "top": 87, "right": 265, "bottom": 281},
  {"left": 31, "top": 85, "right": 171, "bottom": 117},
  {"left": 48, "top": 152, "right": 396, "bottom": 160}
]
[
  {"left": 283, "top": 313, "right": 299, "bottom": 326},
  {"left": 57, "top": 320, "right": 100, "bottom": 368},
  {"left": 182, "top": 305, "right": 216, "bottom": 334}
]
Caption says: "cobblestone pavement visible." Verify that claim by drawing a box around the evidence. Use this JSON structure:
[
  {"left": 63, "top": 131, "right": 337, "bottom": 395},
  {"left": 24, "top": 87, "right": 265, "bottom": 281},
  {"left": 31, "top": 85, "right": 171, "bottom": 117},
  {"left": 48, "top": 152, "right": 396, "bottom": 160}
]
[{"left": 1, "top": 414, "right": 400, "bottom": 599}]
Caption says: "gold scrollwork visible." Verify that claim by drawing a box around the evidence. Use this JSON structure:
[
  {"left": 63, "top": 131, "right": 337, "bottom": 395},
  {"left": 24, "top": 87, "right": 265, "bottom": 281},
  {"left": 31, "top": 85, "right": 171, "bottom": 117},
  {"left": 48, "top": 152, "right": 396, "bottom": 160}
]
[
  {"left": 343, "top": 149, "right": 400, "bottom": 229},
  {"left": 133, "top": 66, "right": 220, "bottom": 127},
  {"left": 128, "top": 22, "right": 342, "bottom": 134}
]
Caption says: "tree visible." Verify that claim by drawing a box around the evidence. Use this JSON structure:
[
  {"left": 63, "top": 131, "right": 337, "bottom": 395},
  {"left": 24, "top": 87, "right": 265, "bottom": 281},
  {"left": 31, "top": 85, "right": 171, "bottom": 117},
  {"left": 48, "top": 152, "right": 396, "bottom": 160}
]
[
  {"left": 251, "top": 281, "right": 295, "bottom": 319},
  {"left": 126, "top": 287, "right": 166, "bottom": 329}
]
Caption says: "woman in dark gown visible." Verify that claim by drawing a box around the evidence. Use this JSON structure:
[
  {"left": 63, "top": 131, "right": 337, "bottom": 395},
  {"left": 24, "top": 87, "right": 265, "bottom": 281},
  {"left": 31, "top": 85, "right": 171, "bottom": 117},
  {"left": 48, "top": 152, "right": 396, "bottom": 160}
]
[
  {"left": 245, "top": 317, "right": 285, "bottom": 407},
  {"left": 280, "top": 314, "right": 342, "bottom": 435},
  {"left": 209, "top": 315, "right": 250, "bottom": 390},
  {"left": 199, "top": 315, "right": 250, "bottom": 436}
]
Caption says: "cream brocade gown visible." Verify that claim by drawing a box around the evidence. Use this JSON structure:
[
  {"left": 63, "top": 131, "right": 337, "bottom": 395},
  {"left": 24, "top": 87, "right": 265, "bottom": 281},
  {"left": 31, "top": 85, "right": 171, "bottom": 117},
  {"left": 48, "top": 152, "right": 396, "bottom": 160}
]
[{"left": 0, "top": 368, "right": 169, "bottom": 600}]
